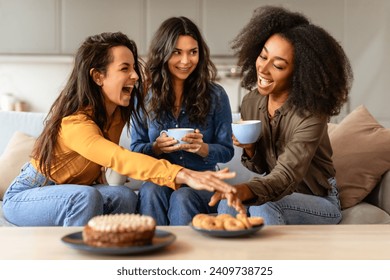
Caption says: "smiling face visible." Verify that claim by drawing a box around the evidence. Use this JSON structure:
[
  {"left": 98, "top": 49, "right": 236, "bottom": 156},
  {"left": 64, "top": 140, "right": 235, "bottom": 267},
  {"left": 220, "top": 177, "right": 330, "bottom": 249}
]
[
  {"left": 168, "top": 35, "right": 199, "bottom": 84},
  {"left": 96, "top": 46, "right": 139, "bottom": 115},
  {"left": 256, "top": 34, "right": 294, "bottom": 100}
]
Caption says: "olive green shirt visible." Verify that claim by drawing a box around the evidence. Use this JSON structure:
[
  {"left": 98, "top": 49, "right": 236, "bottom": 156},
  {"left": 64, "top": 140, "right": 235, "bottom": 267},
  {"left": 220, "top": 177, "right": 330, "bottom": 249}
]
[{"left": 240, "top": 90, "right": 335, "bottom": 205}]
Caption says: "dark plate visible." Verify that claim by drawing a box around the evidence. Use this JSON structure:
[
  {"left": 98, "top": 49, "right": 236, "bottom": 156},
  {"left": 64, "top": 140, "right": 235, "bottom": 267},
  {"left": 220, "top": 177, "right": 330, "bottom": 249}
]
[
  {"left": 61, "top": 229, "right": 176, "bottom": 255},
  {"left": 190, "top": 223, "right": 264, "bottom": 238}
]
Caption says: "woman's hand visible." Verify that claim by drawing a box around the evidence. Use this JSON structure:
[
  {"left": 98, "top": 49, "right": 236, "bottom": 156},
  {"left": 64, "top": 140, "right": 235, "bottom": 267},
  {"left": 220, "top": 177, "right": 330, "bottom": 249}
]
[
  {"left": 153, "top": 132, "right": 181, "bottom": 155},
  {"left": 155, "top": 129, "right": 208, "bottom": 157},
  {"left": 181, "top": 129, "right": 208, "bottom": 156},
  {"left": 175, "top": 167, "right": 234, "bottom": 192},
  {"left": 232, "top": 135, "right": 255, "bottom": 158},
  {"left": 209, "top": 183, "right": 255, "bottom": 214},
  {"left": 174, "top": 167, "right": 245, "bottom": 214},
  {"left": 208, "top": 191, "right": 247, "bottom": 214}
]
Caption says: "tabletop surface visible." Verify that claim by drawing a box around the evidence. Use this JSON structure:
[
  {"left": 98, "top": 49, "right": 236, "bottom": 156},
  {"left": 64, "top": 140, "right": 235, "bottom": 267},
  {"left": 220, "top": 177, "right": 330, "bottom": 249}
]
[{"left": 1, "top": 224, "right": 390, "bottom": 260}]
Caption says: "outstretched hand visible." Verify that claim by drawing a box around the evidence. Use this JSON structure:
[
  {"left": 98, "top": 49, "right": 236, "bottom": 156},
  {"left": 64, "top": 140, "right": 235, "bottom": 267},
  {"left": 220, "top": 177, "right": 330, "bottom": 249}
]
[
  {"left": 175, "top": 167, "right": 236, "bottom": 192},
  {"left": 209, "top": 183, "right": 256, "bottom": 215},
  {"left": 209, "top": 191, "right": 246, "bottom": 215},
  {"left": 175, "top": 167, "right": 246, "bottom": 214}
]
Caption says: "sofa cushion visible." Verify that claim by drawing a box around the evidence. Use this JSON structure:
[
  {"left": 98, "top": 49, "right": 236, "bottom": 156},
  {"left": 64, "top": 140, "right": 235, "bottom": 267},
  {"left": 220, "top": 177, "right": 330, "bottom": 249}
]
[
  {"left": 365, "top": 171, "right": 390, "bottom": 214},
  {"left": 0, "top": 131, "right": 36, "bottom": 199},
  {"left": 340, "top": 202, "right": 390, "bottom": 224},
  {"left": 329, "top": 105, "right": 390, "bottom": 209},
  {"left": 0, "top": 111, "right": 45, "bottom": 155}
]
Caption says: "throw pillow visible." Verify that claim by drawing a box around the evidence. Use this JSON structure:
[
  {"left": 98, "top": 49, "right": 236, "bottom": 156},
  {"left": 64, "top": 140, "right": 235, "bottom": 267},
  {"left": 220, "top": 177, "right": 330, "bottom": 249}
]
[
  {"left": 329, "top": 105, "right": 390, "bottom": 209},
  {"left": 0, "top": 131, "right": 36, "bottom": 199}
]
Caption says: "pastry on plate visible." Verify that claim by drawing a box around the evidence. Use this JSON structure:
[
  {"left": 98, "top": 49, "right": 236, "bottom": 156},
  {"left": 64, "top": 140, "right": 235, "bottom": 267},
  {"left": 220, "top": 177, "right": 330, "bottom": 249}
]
[{"left": 82, "top": 213, "right": 156, "bottom": 247}]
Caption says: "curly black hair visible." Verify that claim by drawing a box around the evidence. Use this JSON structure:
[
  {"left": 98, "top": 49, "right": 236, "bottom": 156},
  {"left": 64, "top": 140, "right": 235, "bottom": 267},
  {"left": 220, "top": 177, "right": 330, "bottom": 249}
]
[
  {"left": 232, "top": 6, "right": 353, "bottom": 117},
  {"left": 146, "top": 16, "right": 217, "bottom": 125}
]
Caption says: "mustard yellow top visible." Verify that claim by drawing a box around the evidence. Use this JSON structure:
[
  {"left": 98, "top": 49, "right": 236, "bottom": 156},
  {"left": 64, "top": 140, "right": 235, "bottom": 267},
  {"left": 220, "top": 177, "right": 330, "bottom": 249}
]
[{"left": 31, "top": 109, "right": 182, "bottom": 189}]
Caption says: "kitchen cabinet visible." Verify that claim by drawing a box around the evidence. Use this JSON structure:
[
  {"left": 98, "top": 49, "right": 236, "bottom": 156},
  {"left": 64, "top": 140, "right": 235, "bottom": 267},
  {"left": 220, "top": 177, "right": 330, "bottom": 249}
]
[
  {"left": 61, "top": 0, "right": 145, "bottom": 55},
  {"left": 202, "top": 0, "right": 345, "bottom": 56},
  {"left": 202, "top": 0, "right": 265, "bottom": 56},
  {"left": 145, "top": 0, "right": 201, "bottom": 55},
  {"left": 0, "top": 0, "right": 59, "bottom": 54},
  {"left": 0, "top": 0, "right": 344, "bottom": 56}
]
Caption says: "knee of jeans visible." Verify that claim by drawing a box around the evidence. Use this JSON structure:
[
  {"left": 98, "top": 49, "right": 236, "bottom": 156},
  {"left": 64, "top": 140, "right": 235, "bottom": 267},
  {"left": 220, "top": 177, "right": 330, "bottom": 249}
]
[
  {"left": 170, "top": 187, "right": 193, "bottom": 203},
  {"left": 73, "top": 187, "right": 102, "bottom": 205},
  {"left": 139, "top": 183, "right": 171, "bottom": 199},
  {"left": 123, "top": 188, "right": 138, "bottom": 204},
  {"left": 110, "top": 186, "right": 137, "bottom": 199}
]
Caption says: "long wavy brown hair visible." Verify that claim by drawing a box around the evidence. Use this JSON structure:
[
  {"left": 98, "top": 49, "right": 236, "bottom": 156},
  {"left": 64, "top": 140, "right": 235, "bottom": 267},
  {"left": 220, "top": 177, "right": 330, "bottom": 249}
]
[
  {"left": 31, "top": 32, "right": 146, "bottom": 180},
  {"left": 232, "top": 6, "right": 353, "bottom": 117},
  {"left": 146, "top": 16, "right": 217, "bottom": 126}
]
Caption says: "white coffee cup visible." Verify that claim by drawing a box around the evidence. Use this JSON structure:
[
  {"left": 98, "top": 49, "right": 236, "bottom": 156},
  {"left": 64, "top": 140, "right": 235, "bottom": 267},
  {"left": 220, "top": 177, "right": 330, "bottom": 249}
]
[
  {"left": 105, "top": 168, "right": 128, "bottom": 186},
  {"left": 160, "top": 128, "right": 194, "bottom": 144},
  {"left": 232, "top": 120, "right": 262, "bottom": 144}
]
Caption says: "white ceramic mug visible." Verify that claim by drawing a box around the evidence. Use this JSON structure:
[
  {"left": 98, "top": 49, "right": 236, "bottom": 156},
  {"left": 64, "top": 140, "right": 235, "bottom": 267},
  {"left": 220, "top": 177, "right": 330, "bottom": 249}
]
[
  {"left": 232, "top": 120, "right": 262, "bottom": 144},
  {"left": 105, "top": 168, "right": 128, "bottom": 186},
  {"left": 160, "top": 128, "right": 194, "bottom": 144}
]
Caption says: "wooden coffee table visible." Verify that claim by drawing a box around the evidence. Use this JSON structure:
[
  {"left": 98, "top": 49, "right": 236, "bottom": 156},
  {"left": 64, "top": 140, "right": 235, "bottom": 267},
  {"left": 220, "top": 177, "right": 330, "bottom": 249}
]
[{"left": 0, "top": 224, "right": 389, "bottom": 260}]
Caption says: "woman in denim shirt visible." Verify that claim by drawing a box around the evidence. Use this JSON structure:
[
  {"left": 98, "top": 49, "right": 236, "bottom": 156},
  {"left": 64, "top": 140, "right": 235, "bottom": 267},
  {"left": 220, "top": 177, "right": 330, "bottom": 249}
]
[{"left": 131, "top": 17, "right": 234, "bottom": 225}]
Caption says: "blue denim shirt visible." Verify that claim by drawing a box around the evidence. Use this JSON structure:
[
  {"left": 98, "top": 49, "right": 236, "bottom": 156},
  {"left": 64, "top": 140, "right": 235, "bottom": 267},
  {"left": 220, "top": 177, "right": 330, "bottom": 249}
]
[{"left": 130, "top": 83, "right": 234, "bottom": 171}]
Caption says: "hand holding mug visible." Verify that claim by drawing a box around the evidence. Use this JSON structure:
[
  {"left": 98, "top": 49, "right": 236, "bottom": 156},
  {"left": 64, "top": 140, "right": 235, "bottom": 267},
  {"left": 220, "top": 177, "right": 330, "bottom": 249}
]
[
  {"left": 180, "top": 129, "right": 205, "bottom": 154},
  {"left": 155, "top": 128, "right": 195, "bottom": 154},
  {"left": 155, "top": 132, "right": 181, "bottom": 154}
]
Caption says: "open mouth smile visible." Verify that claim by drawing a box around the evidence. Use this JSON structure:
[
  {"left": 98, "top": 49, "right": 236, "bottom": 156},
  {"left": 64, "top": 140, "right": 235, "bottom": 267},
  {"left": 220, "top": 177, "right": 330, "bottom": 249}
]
[
  {"left": 122, "top": 84, "right": 134, "bottom": 94},
  {"left": 258, "top": 75, "right": 273, "bottom": 86}
]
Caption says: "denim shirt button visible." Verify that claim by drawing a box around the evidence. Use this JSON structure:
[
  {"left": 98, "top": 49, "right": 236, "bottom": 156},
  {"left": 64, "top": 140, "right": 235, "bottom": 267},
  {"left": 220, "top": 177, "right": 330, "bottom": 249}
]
[{"left": 175, "top": 124, "right": 178, "bottom": 128}]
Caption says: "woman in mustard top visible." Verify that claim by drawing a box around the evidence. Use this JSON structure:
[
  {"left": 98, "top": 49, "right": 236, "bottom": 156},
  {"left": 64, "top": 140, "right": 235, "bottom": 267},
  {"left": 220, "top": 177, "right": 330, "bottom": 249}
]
[{"left": 2, "top": 32, "right": 242, "bottom": 226}]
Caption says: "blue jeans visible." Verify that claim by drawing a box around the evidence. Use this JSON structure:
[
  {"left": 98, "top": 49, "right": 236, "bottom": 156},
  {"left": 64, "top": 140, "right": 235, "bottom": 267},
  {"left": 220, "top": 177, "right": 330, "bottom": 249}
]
[
  {"left": 137, "top": 182, "right": 218, "bottom": 225},
  {"left": 218, "top": 178, "right": 342, "bottom": 225},
  {"left": 3, "top": 163, "right": 137, "bottom": 226}
]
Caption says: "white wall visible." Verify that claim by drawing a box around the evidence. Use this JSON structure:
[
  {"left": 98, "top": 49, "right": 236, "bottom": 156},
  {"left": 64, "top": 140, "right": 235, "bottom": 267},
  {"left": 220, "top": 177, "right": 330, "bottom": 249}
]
[
  {"left": 0, "top": 56, "right": 72, "bottom": 112},
  {"left": 0, "top": 0, "right": 389, "bottom": 127},
  {"left": 344, "top": 0, "right": 390, "bottom": 126}
]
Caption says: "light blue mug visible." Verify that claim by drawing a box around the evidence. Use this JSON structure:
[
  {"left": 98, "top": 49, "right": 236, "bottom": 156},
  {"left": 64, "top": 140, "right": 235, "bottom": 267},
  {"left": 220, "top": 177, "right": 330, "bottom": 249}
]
[
  {"left": 160, "top": 128, "right": 195, "bottom": 144},
  {"left": 231, "top": 120, "right": 262, "bottom": 144}
]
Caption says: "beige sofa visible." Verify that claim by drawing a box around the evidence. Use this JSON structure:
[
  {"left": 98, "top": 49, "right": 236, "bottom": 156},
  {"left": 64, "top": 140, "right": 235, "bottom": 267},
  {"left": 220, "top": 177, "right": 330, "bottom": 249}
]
[{"left": 1, "top": 106, "right": 390, "bottom": 226}]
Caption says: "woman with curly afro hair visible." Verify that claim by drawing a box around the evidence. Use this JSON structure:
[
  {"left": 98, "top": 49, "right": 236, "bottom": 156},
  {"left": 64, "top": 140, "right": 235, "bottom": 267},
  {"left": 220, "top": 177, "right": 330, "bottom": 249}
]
[{"left": 210, "top": 6, "right": 353, "bottom": 225}]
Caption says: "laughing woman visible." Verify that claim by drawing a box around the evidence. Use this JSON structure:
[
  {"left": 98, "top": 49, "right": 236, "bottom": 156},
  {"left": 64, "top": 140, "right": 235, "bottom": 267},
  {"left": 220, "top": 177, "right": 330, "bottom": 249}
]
[
  {"left": 2, "top": 32, "right": 240, "bottom": 226},
  {"left": 210, "top": 6, "right": 353, "bottom": 225}
]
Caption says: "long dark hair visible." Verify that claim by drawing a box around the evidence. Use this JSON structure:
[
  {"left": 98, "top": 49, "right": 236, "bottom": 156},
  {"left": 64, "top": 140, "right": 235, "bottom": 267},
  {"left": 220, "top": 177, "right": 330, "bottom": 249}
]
[
  {"left": 232, "top": 6, "right": 353, "bottom": 117},
  {"left": 32, "top": 32, "right": 146, "bottom": 179},
  {"left": 146, "top": 16, "right": 217, "bottom": 125}
]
